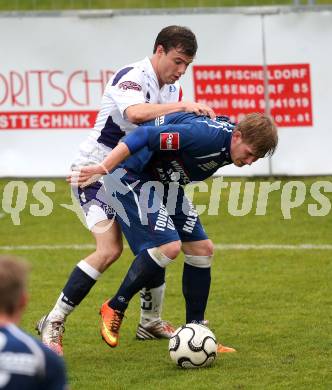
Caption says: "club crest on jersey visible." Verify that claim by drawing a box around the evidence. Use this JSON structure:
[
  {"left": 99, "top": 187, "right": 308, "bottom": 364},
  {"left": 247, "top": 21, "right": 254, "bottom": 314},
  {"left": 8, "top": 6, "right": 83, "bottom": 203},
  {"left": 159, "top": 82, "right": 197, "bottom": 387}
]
[
  {"left": 169, "top": 85, "right": 176, "bottom": 92},
  {"left": 160, "top": 132, "right": 179, "bottom": 150},
  {"left": 118, "top": 81, "right": 142, "bottom": 91}
]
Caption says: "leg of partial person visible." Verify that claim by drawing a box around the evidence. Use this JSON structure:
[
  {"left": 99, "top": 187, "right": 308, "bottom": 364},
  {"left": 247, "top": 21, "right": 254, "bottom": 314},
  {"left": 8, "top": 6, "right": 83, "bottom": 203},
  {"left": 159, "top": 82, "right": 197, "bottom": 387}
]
[{"left": 36, "top": 220, "right": 122, "bottom": 355}]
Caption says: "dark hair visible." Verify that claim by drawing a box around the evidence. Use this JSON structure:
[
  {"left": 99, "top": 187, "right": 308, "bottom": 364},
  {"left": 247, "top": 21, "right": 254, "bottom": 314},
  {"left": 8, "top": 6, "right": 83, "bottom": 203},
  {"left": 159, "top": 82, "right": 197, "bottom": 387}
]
[
  {"left": 153, "top": 25, "right": 197, "bottom": 57},
  {"left": 236, "top": 113, "right": 278, "bottom": 157}
]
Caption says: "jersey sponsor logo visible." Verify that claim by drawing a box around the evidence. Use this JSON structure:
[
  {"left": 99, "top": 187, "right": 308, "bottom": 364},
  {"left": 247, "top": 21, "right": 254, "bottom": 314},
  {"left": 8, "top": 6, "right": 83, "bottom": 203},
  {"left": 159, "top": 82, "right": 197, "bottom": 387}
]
[
  {"left": 197, "top": 160, "right": 219, "bottom": 171},
  {"left": 118, "top": 81, "right": 142, "bottom": 91},
  {"left": 154, "top": 204, "right": 175, "bottom": 232},
  {"left": 183, "top": 207, "right": 198, "bottom": 234},
  {"left": 155, "top": 160, "right": 190, "bottom": 185},
  {"left": 160, "top": 132, "right": 179, "bottom": 150},
  {"left": 170, "top": 160, "right": 190, "bottom": 184}
]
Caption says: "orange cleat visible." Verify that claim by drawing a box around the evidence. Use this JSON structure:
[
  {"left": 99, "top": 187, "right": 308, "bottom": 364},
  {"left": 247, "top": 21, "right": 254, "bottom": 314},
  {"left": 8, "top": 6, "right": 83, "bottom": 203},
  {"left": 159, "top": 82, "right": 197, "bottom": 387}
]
[
  {"left": 99, "top": 301, "right": 124, "bottom": 348},
  {"left": 217, "top": 343, "right": 237, "bottom": 353}
]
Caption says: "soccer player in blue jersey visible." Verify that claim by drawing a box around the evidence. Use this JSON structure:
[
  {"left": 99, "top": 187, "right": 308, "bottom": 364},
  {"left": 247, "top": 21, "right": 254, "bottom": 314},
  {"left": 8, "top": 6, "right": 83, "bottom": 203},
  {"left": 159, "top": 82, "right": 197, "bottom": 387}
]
[
  {"left": 0, "top": 256, "right": 68, "bottom": 390},
  {"left": 70, "top": 112, "right": 278, "bottom": 353},
  {"left": 37, "top": 26, "right": 216, "bottom": 355}
]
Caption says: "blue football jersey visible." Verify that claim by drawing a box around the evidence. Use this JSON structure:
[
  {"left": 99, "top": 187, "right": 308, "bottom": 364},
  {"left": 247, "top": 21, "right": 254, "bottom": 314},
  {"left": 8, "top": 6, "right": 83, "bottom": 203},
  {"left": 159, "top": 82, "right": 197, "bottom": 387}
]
[
  {"left": 0, "top": 324, "right": 67, "bottom": 390},
  {"left": 122, "top": 112, "right": 234, "bottom": 184}
]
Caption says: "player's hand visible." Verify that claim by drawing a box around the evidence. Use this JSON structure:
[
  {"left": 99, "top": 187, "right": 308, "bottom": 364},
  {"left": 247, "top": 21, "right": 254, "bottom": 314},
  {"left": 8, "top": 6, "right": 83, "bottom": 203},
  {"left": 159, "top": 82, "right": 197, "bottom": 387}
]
[
  {"left": 67, "top": 164, "right": 106, "bottom": 187},
  {"left": 183, "top": 102, "right": 216, "bottom": 119}
]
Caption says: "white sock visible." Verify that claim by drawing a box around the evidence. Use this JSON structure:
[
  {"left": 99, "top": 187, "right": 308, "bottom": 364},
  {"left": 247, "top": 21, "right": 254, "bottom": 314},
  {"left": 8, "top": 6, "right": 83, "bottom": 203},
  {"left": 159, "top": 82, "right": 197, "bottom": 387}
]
[
  {"left": 48, "top": 292, "right": 74, "bottom": 322},
  {"left": 139, "top": 283, "right": 166, "bottom": 326},
  {"left": 48, "top": 260, "right": 101, "bottom": 322}
]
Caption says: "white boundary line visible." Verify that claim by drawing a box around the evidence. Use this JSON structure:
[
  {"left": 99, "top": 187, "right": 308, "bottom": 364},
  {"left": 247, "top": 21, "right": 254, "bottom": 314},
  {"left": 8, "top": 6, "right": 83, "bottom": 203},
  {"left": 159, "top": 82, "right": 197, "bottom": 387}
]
[
  {"left": 215, "top": 244, "right": 332, "bottom": 250},
  {"left": 1, "top": 243, "right": 332, "bottom": 251}
]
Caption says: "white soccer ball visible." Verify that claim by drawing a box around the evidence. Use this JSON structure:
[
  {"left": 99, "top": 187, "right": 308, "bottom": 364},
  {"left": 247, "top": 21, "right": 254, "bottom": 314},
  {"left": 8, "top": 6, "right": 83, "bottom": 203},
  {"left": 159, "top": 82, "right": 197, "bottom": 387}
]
[{"left": 169, "top": 323, "right": 217, "bottom": 368}]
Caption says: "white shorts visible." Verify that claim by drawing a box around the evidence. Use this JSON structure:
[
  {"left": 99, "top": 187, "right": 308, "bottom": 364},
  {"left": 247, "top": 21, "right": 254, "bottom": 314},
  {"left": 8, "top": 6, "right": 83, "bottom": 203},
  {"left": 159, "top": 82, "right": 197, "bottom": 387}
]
[
  {"left": 72, "top": 180, "right": 115, "bottom": 230},
  {"left": 71, "top": 138, "right": 115, "bottom": 230}
]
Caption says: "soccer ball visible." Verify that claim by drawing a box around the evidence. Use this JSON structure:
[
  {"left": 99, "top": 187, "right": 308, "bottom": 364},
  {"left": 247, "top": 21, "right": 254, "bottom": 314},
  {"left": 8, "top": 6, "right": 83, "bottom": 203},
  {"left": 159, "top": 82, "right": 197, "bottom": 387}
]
[{"left": 169, "top": 324, "right": 217, "bottom": 368}]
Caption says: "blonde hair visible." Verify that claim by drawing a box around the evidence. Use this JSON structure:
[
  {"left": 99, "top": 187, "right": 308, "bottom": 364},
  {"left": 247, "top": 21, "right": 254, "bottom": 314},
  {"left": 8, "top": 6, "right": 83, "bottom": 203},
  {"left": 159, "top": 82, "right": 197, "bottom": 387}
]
[
  {"left": 0, "top": 255, "right": 29, "bottom": 315},
  {"left": 236, "top": 113, "right": 278, "bottom": 157}
]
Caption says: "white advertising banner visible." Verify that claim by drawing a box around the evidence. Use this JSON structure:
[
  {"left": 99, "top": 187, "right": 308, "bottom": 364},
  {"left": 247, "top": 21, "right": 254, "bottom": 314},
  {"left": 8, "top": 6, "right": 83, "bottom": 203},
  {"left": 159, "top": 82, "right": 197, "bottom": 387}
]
[
  {"left": 0, "top": 9, "right": 331, "bottom": 177},
  {"left": 264, "top": 11, "right": 332, "bottom": 175}
]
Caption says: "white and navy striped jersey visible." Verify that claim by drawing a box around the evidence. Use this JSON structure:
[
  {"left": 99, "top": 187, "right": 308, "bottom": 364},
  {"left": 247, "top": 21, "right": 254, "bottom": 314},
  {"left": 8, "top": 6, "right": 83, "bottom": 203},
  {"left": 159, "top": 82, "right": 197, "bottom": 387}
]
[
  {"left": 73, "top": 57, "right": 182, "bottom": 167},
  {"left": 0, "top": 324, "right": 67, "bottom": 390}
]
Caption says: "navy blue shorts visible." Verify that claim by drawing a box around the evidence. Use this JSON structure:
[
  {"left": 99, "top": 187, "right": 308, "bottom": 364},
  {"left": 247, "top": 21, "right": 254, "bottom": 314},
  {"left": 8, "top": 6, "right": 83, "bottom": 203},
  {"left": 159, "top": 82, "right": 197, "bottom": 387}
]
[{"left": 104, "top": 170, "right": 208, "bottom": 255}]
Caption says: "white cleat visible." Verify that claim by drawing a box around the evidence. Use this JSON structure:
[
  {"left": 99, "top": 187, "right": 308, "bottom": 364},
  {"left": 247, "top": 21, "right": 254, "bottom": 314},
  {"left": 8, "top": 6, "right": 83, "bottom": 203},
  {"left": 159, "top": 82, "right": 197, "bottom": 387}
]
[
  {"left": 136, "top": 320, "right": 175, "bottom": 340},
  {"left": 36, "top": 314, "right": 65, "bottom": 356}
]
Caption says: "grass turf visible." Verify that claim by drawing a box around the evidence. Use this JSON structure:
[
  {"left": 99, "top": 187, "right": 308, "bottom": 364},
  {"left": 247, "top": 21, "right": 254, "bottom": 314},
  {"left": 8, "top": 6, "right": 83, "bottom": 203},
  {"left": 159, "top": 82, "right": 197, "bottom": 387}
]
[
  {"left": 1, "top": 0, "right": 332, "bottom": 11},
  {"left": 0, "top": 177, "right": 331, "bottom": 389}
]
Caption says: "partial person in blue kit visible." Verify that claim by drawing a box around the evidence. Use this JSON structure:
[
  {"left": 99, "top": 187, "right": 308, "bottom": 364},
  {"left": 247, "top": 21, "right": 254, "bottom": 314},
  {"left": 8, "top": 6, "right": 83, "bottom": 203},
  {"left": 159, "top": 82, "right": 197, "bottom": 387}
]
[
  {"left": 0, "top": 256, "right": 68, "bottom": 390},
  {"left": 70, "top": 111, "right": 278, "bottom": 353},
  {"left": 36, "top": 25, "right": 216, "bottom": 355}
]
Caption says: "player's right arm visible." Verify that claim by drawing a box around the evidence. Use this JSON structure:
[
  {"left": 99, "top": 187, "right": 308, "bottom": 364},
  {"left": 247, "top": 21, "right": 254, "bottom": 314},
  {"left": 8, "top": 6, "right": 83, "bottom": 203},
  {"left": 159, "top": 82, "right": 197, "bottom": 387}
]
[
  {"left": 109, "top": 65, "right": 215, "bottom": 123},
  {"left": 125, "top": 101, "right": 216, "bottom": 123},
  {"left": 68, "top": 142, "right": 131, "bottom": 186}
]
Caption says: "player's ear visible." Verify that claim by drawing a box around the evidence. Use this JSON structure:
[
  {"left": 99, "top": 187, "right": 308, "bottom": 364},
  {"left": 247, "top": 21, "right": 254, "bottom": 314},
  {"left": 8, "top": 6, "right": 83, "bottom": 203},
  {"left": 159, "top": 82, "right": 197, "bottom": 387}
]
[
  {"left": 20, "top": 292, "right": 29, "bottom": 310},
  {"left": 232, "top": 130, "right": 242, "bottom": 143},
  {"left": 156, "top": 45, "right": 165, "bottom": 56}
]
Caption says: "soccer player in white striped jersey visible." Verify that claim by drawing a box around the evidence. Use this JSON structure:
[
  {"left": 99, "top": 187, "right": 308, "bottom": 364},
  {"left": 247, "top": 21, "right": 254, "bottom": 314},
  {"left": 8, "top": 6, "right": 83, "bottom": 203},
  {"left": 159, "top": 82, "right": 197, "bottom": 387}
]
[{"left": 36, "top": 25, "right": 216, "bottom": 355}]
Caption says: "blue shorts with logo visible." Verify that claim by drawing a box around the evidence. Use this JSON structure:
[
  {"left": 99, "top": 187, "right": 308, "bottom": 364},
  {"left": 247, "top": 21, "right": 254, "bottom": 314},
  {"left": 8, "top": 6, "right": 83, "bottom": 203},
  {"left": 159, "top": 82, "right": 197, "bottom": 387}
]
[{"left": 104, "top": 169, "right": 208, "bottom": 255}]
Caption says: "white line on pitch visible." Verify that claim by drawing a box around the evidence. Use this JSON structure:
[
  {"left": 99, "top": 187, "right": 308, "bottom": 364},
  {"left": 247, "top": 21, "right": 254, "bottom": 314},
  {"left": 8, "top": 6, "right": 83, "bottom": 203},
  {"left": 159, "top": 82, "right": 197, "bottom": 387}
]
[
  {"left": 1, "top": 243, "right": 332, "bottom": 251},
  {"left": 214, "top": 244, "right": 332, "bottom": 250},
  {"left": 0, "top": 244, "right": 96, "bottom": 251}
]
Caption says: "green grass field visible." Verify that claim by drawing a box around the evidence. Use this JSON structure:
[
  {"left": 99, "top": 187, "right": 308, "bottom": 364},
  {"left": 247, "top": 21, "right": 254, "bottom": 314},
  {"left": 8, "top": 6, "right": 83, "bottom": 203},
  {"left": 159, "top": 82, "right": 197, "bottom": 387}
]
[
  {"left": 0, "top": 0, "right": 332, "bottom": 11},
  {"left": 0, "top": 177, "right": 331, "bottom": 389}
]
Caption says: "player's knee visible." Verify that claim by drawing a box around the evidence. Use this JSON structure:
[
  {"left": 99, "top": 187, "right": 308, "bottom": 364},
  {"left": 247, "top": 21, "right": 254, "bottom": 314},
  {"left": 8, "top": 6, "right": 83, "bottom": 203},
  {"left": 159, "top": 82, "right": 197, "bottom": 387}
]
[
  {"left": 159, "top": 240, "right": 182, "bottom": 260},
  {"left": 201, "top": 239, "right": 214, "bottom": 257},
  {"left": 184, "top": 240, "right": 214, "bottom": 269},
  {"left": 96, "top": 245, "right": 123, "bottom": 268}
]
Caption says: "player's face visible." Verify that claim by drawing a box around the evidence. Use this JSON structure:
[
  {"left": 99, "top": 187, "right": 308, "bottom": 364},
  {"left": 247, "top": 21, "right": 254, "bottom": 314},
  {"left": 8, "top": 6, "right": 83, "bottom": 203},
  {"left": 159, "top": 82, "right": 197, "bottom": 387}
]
[
  {"left": 155, "top": 45, "right": 193, "bottom": 86},
  {"left": 230, "top": 131, "right": 259, "bottom": 167}
]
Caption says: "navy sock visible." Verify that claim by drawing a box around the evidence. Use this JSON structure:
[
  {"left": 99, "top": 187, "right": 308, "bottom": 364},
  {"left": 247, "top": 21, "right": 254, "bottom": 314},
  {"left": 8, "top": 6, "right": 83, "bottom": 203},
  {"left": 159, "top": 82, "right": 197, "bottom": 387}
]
[
  {"left": 109, "top": 249, "right": 164, "bottom": 312},
  {"left": 62, "top": 266, "right": 96, "bottom": 307},
  {"left": 182, "top": 263, "right": 211, "bottom": 323},
  {"left": 144, "top": 267, "right": 165, "bottom": 289}
]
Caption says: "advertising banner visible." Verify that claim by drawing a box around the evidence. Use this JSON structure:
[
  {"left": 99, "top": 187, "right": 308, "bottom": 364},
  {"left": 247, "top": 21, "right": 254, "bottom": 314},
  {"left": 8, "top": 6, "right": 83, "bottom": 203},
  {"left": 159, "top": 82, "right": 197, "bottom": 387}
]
[
  {"left": 0, "top": 10, "right": 331, "bottom": 176},
  {"left": 193, "top": 64, "right": 312, "bottom": 127}
]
